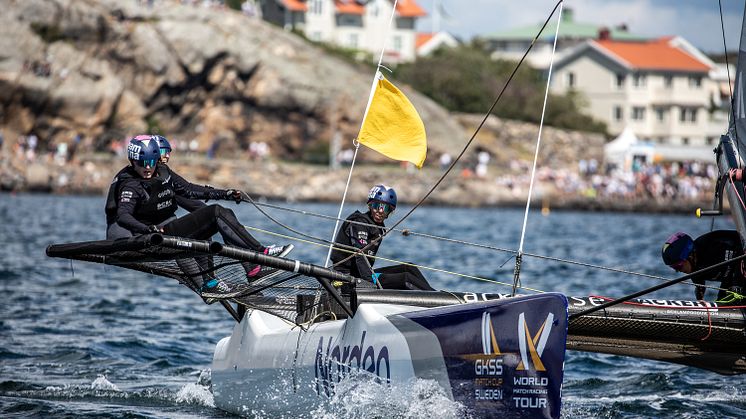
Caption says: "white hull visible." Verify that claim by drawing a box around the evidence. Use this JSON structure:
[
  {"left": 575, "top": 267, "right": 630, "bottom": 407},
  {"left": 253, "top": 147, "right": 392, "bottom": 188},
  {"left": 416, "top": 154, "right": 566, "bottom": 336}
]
[{"left": 212, "top": 294, "right": 568, "bottom": 418}]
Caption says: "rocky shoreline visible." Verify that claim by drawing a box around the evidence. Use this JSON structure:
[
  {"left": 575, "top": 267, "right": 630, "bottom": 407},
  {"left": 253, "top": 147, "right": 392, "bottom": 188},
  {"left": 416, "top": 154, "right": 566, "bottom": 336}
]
[{"left": 0, "top": 152, "right": 718, "bottom": 215}]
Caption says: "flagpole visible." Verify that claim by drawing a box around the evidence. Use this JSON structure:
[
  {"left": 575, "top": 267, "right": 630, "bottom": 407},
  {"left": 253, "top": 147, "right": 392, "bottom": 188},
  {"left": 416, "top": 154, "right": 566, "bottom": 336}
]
[{"left": 323, "top": 0, "right": 400, "bottom": 267}]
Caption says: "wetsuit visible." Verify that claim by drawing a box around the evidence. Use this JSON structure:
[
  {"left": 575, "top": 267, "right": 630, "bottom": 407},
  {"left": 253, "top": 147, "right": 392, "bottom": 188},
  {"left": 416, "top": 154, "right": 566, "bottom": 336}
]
[
  {"left": 104, "top": 164, "right": 262, "bottom": 252},
  {"left": 330, "top": 210, "right": 434, "bottom": 291},
  {"left": 691, "top": 230, "right": 745, "bottom": 304}
]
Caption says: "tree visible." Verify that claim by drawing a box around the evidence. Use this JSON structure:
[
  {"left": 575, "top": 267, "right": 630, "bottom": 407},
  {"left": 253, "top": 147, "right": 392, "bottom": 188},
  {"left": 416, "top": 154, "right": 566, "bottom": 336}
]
[{"left": 395, "top": 45, "right": 606, "bottom": 134}]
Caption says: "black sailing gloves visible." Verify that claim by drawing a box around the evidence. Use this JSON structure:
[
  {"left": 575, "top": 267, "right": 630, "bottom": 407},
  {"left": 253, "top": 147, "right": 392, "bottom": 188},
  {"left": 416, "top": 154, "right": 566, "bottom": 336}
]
[{"left": 225, "top": 189, "right": 243, "bottom": 204}]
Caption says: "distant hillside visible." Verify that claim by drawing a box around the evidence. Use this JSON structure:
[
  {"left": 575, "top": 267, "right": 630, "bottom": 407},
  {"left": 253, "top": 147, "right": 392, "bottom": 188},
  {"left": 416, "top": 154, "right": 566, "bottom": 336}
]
[{"left": 0, "top": 0, "right": 465, "bottom": 164}]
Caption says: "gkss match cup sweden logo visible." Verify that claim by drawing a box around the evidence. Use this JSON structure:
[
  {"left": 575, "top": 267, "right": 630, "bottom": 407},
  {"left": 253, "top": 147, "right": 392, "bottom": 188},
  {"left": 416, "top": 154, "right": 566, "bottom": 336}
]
[{"left": 402, "top": 293, "right": 567, "bottom": 419}]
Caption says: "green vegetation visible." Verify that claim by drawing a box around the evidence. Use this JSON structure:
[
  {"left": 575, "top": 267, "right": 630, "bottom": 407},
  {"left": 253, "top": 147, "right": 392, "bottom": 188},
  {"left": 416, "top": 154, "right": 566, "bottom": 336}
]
[{"left": 394, "top": 44, "right": 607, "bottom": 134}]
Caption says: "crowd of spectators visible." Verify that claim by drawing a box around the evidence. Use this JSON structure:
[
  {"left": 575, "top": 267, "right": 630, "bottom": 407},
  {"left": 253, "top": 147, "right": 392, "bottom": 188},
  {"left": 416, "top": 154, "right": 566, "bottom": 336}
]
[{"left": 493, "top": 159, "right": 716, "bottom": 202}]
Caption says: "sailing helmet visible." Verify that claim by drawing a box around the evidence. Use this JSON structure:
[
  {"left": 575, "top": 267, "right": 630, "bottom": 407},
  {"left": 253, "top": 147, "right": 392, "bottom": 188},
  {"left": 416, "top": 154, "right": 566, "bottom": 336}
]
[
  {"left": 127, "top": 135, "right": 160, "bottom": 168},
  {"left": 367, "top": 184, "right": 397, "bottom": 209},
  {"left": 154, "top": 135, "right": 171, "bottom": 154},
  {"left": 661, "top": 232, "right": 694, "bottom": 267}
]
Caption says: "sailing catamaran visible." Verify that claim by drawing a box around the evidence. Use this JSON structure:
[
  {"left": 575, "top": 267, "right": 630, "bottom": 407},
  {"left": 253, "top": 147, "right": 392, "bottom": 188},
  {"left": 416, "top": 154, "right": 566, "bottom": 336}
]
[{"left": 45, "top": 0, "right": 746, "bottom": 417}]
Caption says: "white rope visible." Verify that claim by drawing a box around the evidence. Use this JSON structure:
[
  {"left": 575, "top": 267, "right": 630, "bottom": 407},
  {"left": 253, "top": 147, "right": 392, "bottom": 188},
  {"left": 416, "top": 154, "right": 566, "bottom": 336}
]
[
  {"left": 322, "top": 0, "right": 400, "bottom": 267},
  {"left": 514, "top": 1, "right": 565, "bottom": 286}
]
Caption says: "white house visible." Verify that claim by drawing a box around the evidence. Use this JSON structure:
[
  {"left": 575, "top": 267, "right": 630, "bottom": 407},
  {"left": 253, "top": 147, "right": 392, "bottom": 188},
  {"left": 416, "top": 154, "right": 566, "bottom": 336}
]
[
  {"left": 551, "top": 36, "right": 725, "bottom": 156},
  {"left": 260, "top": 0, "right": 427, "bottom": 62},
  {"left": 415, "top": 31, "right": 458, "bottom": 57}
]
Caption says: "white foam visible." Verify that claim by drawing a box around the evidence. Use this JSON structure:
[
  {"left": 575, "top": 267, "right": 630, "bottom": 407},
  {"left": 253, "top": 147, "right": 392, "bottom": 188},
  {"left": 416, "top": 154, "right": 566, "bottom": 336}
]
[
  {"left": 175, "top": 383, "right": 215, "bottom": 407},
  {"left": 90, "top": 375, "right": 120, "bottom": 391},
  {"left": 311, "top": 373, "right": 468, "bottom": 419}
]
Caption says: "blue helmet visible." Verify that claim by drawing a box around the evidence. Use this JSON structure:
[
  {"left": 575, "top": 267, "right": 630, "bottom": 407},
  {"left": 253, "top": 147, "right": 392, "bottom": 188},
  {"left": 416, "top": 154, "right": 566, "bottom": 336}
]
[
  {"left": 127, "top": 135, "right": 160, "bottom": 168},
  {"left": 367, "top": 184, "right": 397, "bottom": 209},
  {"left": 662, "top": 232, "right": 694, "bottom": 267},
  {"left": 154, "top": 135, "right": 171, "bottom": 155}
]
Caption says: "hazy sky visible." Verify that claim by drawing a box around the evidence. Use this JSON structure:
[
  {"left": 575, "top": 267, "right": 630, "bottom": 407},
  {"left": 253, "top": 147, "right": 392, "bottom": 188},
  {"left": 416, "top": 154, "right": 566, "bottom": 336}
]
[{"left": 416, "top": 0, "right": 744, "bottom": 54}]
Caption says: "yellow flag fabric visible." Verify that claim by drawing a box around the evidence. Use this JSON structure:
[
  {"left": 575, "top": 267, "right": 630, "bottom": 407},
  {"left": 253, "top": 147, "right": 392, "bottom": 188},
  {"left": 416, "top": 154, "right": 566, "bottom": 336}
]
[{"left": 358, "top": 74, "right": 427, "bottom": 168}]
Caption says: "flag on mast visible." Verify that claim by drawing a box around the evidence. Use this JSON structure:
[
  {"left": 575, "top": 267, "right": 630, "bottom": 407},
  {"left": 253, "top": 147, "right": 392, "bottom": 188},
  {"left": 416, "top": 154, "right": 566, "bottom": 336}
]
[{"left": 358, "top": 71, "right": 427, "bottom": 168}]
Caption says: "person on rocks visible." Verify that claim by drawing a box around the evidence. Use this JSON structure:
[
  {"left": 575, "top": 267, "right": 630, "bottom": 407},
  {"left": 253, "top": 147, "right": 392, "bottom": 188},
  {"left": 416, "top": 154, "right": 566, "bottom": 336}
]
[
  {"left": 104, "top": 135, "right": 293, "bottom": 287},
  {"left": 330, "top": 184, "right": 434, "bottom": 291},
  {"left": 662, "top": 230, "right": 745, "bottom": 304}
]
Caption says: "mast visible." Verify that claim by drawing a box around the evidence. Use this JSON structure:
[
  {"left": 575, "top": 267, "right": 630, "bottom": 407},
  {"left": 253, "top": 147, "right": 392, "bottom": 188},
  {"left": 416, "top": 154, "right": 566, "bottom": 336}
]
[{"left": 717, "top": 1, "right": 746, "bottom": 247}]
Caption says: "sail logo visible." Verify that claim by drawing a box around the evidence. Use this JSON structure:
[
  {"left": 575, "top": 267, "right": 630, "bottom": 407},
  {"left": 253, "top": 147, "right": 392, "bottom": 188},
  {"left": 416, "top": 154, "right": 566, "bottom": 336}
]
[{"left": 481, "top": 311, "right": 555, "bottom": 372}]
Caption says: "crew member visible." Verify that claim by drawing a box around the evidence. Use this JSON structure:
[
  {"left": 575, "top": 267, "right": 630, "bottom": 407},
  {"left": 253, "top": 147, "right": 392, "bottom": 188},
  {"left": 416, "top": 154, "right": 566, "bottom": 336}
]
[
  {"left": 662, "top": 230, "right": 745, "bottom": 304},
  {"left": 105, "top": 135, "right": 293, "bottom": 281},
  {"left": 154, "top": 135, "right": 207, "bottom": 213},
  {"left": 330, "top": 184, "right": 434, "bottom": 291}
]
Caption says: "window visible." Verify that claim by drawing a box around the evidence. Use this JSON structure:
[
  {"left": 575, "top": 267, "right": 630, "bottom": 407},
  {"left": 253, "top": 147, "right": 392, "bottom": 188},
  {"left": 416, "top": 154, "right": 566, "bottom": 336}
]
[
  {"left": 679, "top": 107, "right": 698, "bottom": 123},
  {"left": 632, "top": 106, "right": 645, "bottom": 121},
  {"left": 613, "top": 106, "right": 623, "bottom": 121},
  {"left": 706, "top": 137, "right": 716, "bottom": 146},
  {"left": 310, "top": 0, "right": 322, "bottom": 14},
  {"left": 655, "top": 107, "right": 667, "bottom": 122},
  {"left": 632, "top": 73, "right": 646, "bottom": 88},
  {"left": 311, "top": 31, "right": 321, "bottom": 41},
  {"left": 682, "top": 137, "right": 690, "bottom": 145},
  {"left": 393, "top": 35, "right": 402, "bottom": 52},
  {"left": 664, "top": 75, "right": 673, "bottom": 88},
  {"left": 615, "top": 74, "right": 625, "bottom": 89},
  {"left": 567, "top": 72, "right": 575, "bottom": 88},
  {"left": 348, "top": 33, "right": 358, "bottom": 49},
  {"left": 688, "top": 76, "right": 702, "bottom": 88}
]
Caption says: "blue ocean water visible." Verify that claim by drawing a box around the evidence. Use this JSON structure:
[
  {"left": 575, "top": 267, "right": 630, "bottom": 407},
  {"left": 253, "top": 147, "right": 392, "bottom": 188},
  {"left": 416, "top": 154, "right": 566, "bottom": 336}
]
[{"left": 1, "top": 193, "right": 744, "bottom": 418}]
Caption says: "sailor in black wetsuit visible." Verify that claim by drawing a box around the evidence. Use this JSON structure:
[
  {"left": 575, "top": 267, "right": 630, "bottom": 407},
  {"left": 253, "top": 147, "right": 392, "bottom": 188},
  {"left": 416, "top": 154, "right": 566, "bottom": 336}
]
[
  {"left": 105, "top": 135, "right": 293, "bottom": 282},
  {"left": 154, "top": 135, "right": 208, "bottom": 213},
  {"left": 662, "top": 230, "right": 746, "bottom": 304},
  {"left": 330, "top": 184, "right": 434, "bottom": 291}
]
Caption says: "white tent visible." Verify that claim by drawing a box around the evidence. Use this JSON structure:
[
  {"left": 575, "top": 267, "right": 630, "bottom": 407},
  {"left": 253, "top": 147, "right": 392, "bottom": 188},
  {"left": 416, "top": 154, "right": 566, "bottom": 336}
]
[{"left": 604, "top": 127, "right": 654, "bottom": 171}]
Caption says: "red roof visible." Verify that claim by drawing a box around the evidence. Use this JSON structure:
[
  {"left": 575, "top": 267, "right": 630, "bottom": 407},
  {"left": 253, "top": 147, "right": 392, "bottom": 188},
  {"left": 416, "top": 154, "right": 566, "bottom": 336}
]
[
  {"left": 334, "top": 0, "right": 365, "bottom": 15},
  {"left": 396, "top": 0, "right": 426, "bottom": 17},
  {"left": 416, "top": 33, "right": 435, "bottom": 49},
  {"left": 282, "top": 0, "right": 307, "bottom": 12},
  {"left": 594, "top": 38, "right": 711, "bottom": 73}
]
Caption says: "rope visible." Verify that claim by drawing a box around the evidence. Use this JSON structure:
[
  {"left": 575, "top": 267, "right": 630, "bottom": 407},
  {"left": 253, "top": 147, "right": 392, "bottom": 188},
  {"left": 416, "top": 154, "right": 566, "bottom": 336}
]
[
  {"left": 514, "top": 0, "right": 564, "bottom": 296},
  {"left": 326, "top": 0, "right": 567, "bottom": 273},
  {"left": 323, "top": 142, "right": 359, "bottom": 267},
  {"left": 241, "top": 199, "right": 735, "bottom": 296}
]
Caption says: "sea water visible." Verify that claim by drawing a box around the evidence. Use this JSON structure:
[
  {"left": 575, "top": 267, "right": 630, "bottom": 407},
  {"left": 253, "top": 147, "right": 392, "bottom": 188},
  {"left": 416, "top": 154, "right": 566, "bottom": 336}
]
[{"left": 1, "top": 194, "right": 744, "bottom": 418}]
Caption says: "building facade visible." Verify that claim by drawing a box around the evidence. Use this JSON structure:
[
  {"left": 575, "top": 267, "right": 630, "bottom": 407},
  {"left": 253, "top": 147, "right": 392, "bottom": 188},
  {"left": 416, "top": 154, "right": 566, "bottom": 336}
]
[
  {"left": 261, "top": 0, "right": 426, "bottom": 62},
  {"left": 551, "top": 37, "right": 725, "bottom": 151}
]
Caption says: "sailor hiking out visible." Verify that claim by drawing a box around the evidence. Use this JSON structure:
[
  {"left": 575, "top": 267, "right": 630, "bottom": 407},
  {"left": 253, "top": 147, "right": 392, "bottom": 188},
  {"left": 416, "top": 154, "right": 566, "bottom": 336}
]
[
  {"left": 330, "top": 184, "right": 434, "bottom": 291},
  {"left": 104, "top": 135, "right": 293, "bottom": 289}
]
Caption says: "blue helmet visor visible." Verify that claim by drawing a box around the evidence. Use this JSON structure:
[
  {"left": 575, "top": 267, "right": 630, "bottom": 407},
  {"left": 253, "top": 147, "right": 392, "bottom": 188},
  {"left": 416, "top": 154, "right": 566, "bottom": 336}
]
[
  {"left": 369, "top": 201, "right": 393, "bottom": 214},
  {"left": 134, "top": 159, "right": 158, "bottom": 168}
]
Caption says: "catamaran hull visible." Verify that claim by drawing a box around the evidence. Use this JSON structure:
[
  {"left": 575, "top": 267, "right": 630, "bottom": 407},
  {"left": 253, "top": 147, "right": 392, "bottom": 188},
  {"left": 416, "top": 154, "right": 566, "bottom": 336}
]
[{"left": 212, "top": 294, "right": 568, "bottom": 418}]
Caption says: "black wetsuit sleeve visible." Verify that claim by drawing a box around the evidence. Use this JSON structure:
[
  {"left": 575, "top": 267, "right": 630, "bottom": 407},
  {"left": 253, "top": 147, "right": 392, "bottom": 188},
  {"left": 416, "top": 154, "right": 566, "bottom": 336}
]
[
  {"left": 175, "top": 195, "right": 207, "bottom": 212},
  {"left": 170, "top": 169, "right": 227, "bottom": 201},
  {"left": 343, "top": 222, "right": 375, "bottom": 280},
  {"left": 116, "top": 185, "right": 150, "bottom": 234}
]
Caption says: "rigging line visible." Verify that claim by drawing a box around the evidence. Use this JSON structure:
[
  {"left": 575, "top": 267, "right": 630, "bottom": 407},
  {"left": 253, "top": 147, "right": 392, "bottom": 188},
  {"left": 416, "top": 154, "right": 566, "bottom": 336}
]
[
  {"left": 244, "top": 222, "right": 733, "bottom": 295},
  {"left": 569, "top": 252, "right": 746, "bottom": 319},
  {"left": 328, "top": 0, "right": 566, "bottom": 272},
  {"left": 719, "top": 0, "right": 734, "bottom": 100},
  {"left": 513, "top": 0, "right": 564, "bottom": 297},
  {"left": 241, "top": 224, "right": 544, "bottom": 292},
  {"left": 324, "top": 0, "right": 400, "bottom": 267},
  {"left": 244, "top": 200, "right": 678, "bottom": 281}
]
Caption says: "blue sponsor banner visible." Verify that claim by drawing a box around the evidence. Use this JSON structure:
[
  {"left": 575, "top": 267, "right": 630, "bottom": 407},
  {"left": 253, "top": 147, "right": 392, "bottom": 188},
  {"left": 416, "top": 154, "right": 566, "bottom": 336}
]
[{"left": 401, "top": 293, "right": 568, "bottom": 418}]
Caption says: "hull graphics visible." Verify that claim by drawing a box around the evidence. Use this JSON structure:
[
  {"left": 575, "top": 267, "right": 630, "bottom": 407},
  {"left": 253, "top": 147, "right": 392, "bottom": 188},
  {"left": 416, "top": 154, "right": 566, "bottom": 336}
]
[
  {"left": 212, "top": 294, "right": 568, "bottom": 418},
  {"left": 393, "top": 293, "right": 568, "bottom": 419}
]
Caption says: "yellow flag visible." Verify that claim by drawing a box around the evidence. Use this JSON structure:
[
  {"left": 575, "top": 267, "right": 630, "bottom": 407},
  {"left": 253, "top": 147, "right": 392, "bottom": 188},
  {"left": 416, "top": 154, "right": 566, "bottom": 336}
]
[{"left": 358, "top": 73, "right": 427, "bottom": 168}]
